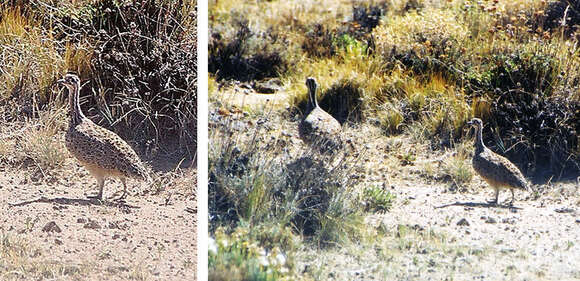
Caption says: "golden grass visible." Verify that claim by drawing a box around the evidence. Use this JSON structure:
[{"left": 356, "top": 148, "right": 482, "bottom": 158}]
[
  {"left": 374, "top": 8, "right": 469, "bottom": 56},
  {"left": 0, "top": 6, "right": 92, "bottom": 103},
  {"left": 0, "top": 106, "right": 67, "bottom": 172}
]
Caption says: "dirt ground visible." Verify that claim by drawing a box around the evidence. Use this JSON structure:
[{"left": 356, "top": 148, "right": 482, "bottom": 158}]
[
  {"left": 368, "top": 180, "right": 580, "bottom": 280},
  {"left": 295, "top": 124, "right": 580, "bottom": 281},
  {"left": 0, "top": 155, "right": 197, "bottom": 280},
  {"left": 304, "top": 180, "right": 580, "bottom": 281}
]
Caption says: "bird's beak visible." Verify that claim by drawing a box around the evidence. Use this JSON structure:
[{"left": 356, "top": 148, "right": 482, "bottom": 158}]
[{"left": 467, "top": 120, "right": 473, "bottom": 125}]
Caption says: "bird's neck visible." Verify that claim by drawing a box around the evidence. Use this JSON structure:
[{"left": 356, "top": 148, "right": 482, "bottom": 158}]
[
  {"left": 69, "top": 84, "right": 86, "bottom": 126},
  {"left": 308, "top": 87, "right": 318, "bottom": 110},
  {"left": 474, "top": 125, "right": 486, "bottom": 153}
]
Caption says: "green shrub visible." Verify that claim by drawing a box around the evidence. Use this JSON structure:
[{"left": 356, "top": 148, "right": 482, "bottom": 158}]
[
  {"left": 209, "top": 225, "right": 297, "bottom": 281},
  {"left": 362, "top": 185, "right": 395, "bottom": 212}
]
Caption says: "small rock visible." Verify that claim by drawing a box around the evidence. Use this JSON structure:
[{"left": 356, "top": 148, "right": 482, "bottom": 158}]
[
  {"left": 253, "top": 78, "right": 283, "bottom": 93},
  {"left": 112, "top": 234, "right": 121, "bottom": 240},
  {"left": 502, "top": 218, "right": 516, "bottom": 224},
  {"left": 485, "top": 217, "right": 497, "bottom": 224},
  {"left": 411, "top": 224, "right": 424, "bottom": 231},
  {"left": 555, "top": 207, "right": 575, "bottom": 213},
  {"left": 77, "top": 218, "right": 87, "bottom": 223},
  {"left": 55, "top": 239, "right": 63, "bottom": 245},
  {"left": 457, "top": 218, "right": 470, "bottom": 226},
  {"left": 84, "top": 220, "right": 101, "bottom": 230},
  {"left": 42, "top": 221, "right": 61, "bottom": 233},
  {"left": 501, "top": 248, "right": 516, "bottom": 254}
]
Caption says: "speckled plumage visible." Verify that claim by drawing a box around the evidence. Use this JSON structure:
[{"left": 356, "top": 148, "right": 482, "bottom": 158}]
[
  {"left": 298, "top": 77, "right": 341, "bottom": 150},
  {"left": 469, "top": 118, "right": 529, "bottom": 205},
  {"left": 58, "top": 74, "right": 149, "bottom": 200}
]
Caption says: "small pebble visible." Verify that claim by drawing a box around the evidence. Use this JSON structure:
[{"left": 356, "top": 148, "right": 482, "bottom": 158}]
[{"left": 457, "top": 218, "right": 470, "bottom": 226}]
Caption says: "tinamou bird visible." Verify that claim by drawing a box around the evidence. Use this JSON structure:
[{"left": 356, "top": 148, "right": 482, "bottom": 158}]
[
  {"left": 468, "top": 118, "right": 530, "bottom": 205},
  {"left": 58, "top": 73, "right": 150, "bottom": 201},
  {"left": 298, "top": 77, "right": 342, "bottom": 152}
]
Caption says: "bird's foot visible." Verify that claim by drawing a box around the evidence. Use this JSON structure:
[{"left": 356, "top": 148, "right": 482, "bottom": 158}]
[
  {"left": 487, "top": 199, "right": 499, "bottom": 206},
  {"left": 109, "top": 190, "right": 128, "bottom": 202},
  {"left": 86, "top": 191, "right": 103, "bottom": 201}
]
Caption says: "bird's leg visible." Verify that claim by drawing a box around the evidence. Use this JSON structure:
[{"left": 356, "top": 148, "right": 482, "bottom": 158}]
[
  {"left": 510, "top": 189, "right": 515, "bottom": 206},
  {"left": 87, "top": 177, "right": 104, "bottom": 200},
  {"left": 487, "top": 188, "right": 499, "bottom": 205},
  {"left": 120, "top": 178, "right": 128, "bottom": 200},
  {"left": 110, "top": 178, "right": 128, "bottom": 201}
]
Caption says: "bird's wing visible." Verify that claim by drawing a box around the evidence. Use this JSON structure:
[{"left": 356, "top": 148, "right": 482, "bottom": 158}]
[
  {"left": 479, "top": 150, "right": 528, "bottom": 190},
  {"left": 73, "top": 121, "right": 148, "bottom": 180}
]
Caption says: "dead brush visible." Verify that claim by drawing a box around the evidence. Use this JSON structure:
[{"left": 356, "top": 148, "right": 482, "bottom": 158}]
[
  {"left": 85, "top": 0, "right": 196, "bottom": 157},
  {"left": 0, "top": 0, "right": 198, "bottom": 160},
  {"left": 209, "top": 13, "right": 289, "bottom": 81},
  {"left": 486, "top": 90, "right": 580, "bottom": 180}
]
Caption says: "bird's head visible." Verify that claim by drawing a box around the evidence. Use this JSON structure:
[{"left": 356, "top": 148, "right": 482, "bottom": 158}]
[
  {"left": 57, "top": 73, "right": 81, "bottom": 92},
  {"left": 305, "top": 77, "right": 317, "bottom": 93},
  {"left": 467, "top": 118, "right": 483, "bottom": 128}
]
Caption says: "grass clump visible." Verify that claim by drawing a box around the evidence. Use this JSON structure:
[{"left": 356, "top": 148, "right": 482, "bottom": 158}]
[
  {"left": 0, "top": 5, "right": 83, "bottom": 112},
  {"left": 362, "top": 185, "right": 395, "bottom": 212},
  {"left": 442, "top": 155, "right": 473, "bottom": 191},
  {"left": 374, "top": 8, "right": 469, "bottom": 75},
  {"left": 209, "top": 107, "right": 366, "bottom": 276}
]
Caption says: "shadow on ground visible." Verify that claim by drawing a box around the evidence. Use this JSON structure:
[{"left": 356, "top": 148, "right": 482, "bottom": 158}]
[
  {"left": 8, "top": 196, "right": 140, "bottom": 209},
  {"left": 435, "top": 201, "right": 523, "bottom": 210}
]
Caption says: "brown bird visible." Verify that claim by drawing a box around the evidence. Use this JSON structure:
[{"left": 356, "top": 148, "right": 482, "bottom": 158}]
[
  {"left": 298, "top": 77, "right": 341, "bottom": 151},
  {"left": 468, "top": 118, "right": 530, "bottom": 205},
  {"left": 58, "top": 73, "right": 150, "bottom": 201}
]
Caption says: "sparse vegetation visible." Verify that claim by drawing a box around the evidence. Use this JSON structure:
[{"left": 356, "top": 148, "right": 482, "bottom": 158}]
[
  {"left": 210, "top": 0, "right": 580, "bottom": 279},
  {"left": 0, "top": 0, "right": 197, "bottom": 280},
  {"left": 209, "top": 110, "right": 364, "bottom": 244},
  {"left": 0, "top": 232, "right": 87, "bottom": 280}
]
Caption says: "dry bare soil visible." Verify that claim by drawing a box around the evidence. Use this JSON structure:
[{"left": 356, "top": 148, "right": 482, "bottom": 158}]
[{"left": 0, "top": 144, "right": 196, "bottom": 280}]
